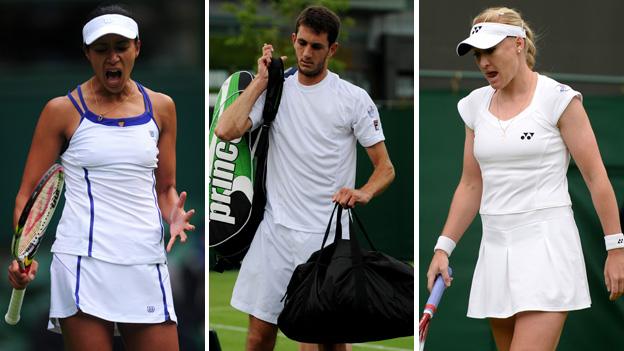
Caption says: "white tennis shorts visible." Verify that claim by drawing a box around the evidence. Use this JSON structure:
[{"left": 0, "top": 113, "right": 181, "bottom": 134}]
[
  {"left": 230, "top": 211, "right": 342, "bottom": 324},
  {"left": 467, "top": 206, "right": 591, "bottom": 318},
  {"left": 48, "top": 253, "right": 177, "bottom": 333}
]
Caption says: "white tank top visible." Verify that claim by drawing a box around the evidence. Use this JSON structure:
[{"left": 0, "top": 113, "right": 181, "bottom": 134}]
[
  {"left": 52, "top": 82, "right": 166, "bottom": 264},
  {"left": 457, "top": 74, "right": 581, "bottom": 215}
]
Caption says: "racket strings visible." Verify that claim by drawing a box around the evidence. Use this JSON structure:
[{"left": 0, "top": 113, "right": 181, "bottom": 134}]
[
  {"left": 18, "top": 172, "right": 63, "bottom": 255},
  {"left": 22, "top": 181, "right": 56, "bottom": 237}
]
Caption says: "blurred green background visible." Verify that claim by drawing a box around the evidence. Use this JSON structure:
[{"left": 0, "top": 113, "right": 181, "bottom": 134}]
[{"left": 0, "top": 1, "right": 204, "bottom": 350}]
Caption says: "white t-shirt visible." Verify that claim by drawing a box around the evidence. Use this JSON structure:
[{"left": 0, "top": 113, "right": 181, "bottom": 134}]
[
  {"left": 250, "top": 70, "right": 385, "bottom": 233},
  {"left": 457, "top": 74, "right": 581, "bottom": 215}
]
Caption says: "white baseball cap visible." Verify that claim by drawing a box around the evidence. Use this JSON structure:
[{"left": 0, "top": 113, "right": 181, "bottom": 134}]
[
  {"left": 456, "top": 22, "right": 525, "bottom": 56},
  {"left": 83, "top": 14, "right": 139, "bottom": 45}
]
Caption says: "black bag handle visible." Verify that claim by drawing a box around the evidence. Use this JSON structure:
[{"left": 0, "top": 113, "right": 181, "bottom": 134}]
[
  {"left": 261, "top": 57, "right": 284, "bottom": 127},
  {"left": 318, "top": 203, "right": 339, "bottom": 255},
  {"left": 332, "top": 205, "right": 365, "bottom": 268},
  {"left": 348, "top": 208, "right": 377, "bottom": 251},
  {"left": 313, "top": 204, "right": 367, "bottom": 310},
  {"left": 317, "top": 203, "right": 378, "bottom": 257},
  {"left": 315, "top": 203, "right": 364, "bottom": 267}
]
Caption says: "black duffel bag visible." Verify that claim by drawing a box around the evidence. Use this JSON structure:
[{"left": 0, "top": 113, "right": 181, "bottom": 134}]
[{"left": 277, "top": 204, "right": 414, "bottom": 343}]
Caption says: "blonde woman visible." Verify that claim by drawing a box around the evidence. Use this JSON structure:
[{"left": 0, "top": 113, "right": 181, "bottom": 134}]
[{"left": 425, "top": 7, "right": 624, "bottom": 351}]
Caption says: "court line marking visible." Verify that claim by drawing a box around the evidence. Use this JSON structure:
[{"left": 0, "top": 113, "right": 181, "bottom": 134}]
[
  {"left": 209, "top": 306, "right": 233, "bottom": 312},
  {"left": 210, "top": 323, "right": 412, "bottom": 351}
]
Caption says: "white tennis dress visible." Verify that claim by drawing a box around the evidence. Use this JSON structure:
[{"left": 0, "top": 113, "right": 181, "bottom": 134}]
[
  {"left": 458, "top": 74, "right": 591, "bottom": 318},
  {"left": 48, "top": 82, "right": 176, "bottom": 332}
]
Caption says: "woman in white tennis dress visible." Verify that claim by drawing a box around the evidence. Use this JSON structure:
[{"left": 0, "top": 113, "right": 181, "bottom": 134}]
[
  {"left": 425, "top": 7, "right": 624, "bottom": 351},
  {"left": 7, "top": 4, "right": 194, "bottom": 351}
]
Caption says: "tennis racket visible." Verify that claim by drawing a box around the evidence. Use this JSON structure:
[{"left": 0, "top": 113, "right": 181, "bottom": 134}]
[
  {"left": 5, "top": 163, "right": 64, "bottom": 325},
  {"left": 419, "top": 267, "right": 453, "bottom": 351}
]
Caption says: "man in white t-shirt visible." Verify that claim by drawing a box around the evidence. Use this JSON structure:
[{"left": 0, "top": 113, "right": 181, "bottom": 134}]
[{"left": 215, "top": 5, "right": 395, "bottom": 351}]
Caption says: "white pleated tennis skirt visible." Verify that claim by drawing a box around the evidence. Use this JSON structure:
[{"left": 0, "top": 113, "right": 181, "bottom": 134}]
[
  {"left": 467, "top": 206, "right": 591, "bottom": 319},
  {"left": 48, "top": 253, "right": 177, "bottom": 334}
]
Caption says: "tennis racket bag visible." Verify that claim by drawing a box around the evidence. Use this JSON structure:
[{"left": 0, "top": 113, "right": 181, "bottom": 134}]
[
  {"left": 277, "top": 204, "right": 414, "bottom": 343},
  {"left": 208, "top": 58, "right": 285, "bottom": 272}
]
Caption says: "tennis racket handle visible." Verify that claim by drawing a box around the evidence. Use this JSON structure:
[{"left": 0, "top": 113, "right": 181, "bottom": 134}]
[
  {"left": 5, "top": 288, "right": 26, "bottom": 325},
  {"left": 426, "top": 267, "right": 453, "bottom": 308}
]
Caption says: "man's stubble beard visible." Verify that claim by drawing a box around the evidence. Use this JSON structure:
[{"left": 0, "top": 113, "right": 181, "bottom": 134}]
[{"left": 297, "top": 56, "right": 328, "bottom": 78}]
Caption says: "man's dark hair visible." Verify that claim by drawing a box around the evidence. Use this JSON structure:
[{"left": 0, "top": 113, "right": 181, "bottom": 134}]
[{"left": 294, "top": 6, "right": 341, "bottom": 45}]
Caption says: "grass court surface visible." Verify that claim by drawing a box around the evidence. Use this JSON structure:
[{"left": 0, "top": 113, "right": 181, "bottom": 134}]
[{"left": 209, "top": 270, "right": 414, "bottom": 350}]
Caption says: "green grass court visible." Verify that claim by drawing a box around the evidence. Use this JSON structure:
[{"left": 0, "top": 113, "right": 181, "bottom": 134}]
[{"left": 209, "top": 270, "right": 414, "bottom": 350}]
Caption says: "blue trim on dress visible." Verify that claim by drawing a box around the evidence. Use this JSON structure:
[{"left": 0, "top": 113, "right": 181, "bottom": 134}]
[
  {"left": 74, "top": 256, "right": 82, "bottom": 308},
  {"left": 156, "top": 264, "right": 170, "bottom": 321},
  {"left": 67, "top": 91, "right": 85, "bottom": 119},
  {"left": 83, "top": 168, "right": 95, "bottom": 256},
  {"left": 76, "top": 81, "right": 154, "bottom": 127},
  {"left": 151, "top": 171, "right": 165, "bottom": 243}
]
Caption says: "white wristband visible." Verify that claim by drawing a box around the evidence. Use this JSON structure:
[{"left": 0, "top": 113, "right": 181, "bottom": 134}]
[
  {"left": 434, "top": 235, "right": 457, "bottom": 257},
  {"left": 604, "top": 233, "right": 624, "bottom": 251}
]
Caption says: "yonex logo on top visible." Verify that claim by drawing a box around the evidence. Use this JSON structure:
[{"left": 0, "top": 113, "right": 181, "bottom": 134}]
[{"left": 520, "top": 132, "right": 535, "bottom": 140}]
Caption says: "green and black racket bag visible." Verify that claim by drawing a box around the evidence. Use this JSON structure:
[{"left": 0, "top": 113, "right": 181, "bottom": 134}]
[{"left": 208, "top": 58, "right": 285, "bottom": 271}]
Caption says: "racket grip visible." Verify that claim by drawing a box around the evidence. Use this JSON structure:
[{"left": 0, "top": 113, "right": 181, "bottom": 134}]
[
  {"left": 426, "top": 267, "right": 453, "bottom": 307},
  {"left": 5, "top": 288, "right": 26, "bottom": 325}
]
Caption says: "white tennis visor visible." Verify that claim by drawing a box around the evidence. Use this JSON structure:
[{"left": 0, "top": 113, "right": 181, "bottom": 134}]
[
  {"left": 82, "top": 14, "right": 139, "bottom": 45},
  {"left": 456, "top": 22, "right": 526, "bottom": 56}
]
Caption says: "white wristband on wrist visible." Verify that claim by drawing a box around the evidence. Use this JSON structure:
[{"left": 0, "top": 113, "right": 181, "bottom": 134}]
[
  {"left": 604, "top": 233, "right": 624, "bottom": 251},
  {"left": 434, "top": 235, "right": 457, "bottom": 257}
]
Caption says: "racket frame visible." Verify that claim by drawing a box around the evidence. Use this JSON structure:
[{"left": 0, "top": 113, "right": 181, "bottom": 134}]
[{"left": 5, "top": 163, "right": 64, "bottom": 325}]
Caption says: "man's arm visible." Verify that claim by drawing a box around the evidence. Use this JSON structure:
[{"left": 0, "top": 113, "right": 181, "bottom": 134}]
[
  {"left": 214, "top": 44, "right": 274, "bottom": 141},
  {"left": 332, "top": 141, "right": 395, "bottom": 207},
  {"left": 214, "top": 77, "right": 265, "bottom": 141}
]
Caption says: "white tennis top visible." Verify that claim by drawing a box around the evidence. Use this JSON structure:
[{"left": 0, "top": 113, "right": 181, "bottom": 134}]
[
  {"left": 250, "top": 70, "right": 385, "bottom": 233},
  {"left": 52, "top": 83, "right": 166, "bottom": 264},
  {"left": 458, "top": 74, "right": 581, "bottom": 215}
]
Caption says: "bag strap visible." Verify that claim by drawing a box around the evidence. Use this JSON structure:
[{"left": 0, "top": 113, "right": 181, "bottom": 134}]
[
  {"left": 315, "top": 203, "right": 339, "bottom": 263},
  {"left": 346, "top": 209, "right": 364, "bottom": 267},
  {"left": 348, "top": 208, "right": 377, "bottom": 251},
  {"left": 345, "top": 208, "right": 367, "bottom": 310},
  {"left": 260, "top": 58, "right": 284, "bottom": 127},
  {"left": 315, "top": 203, "right": 365, "bottom": 266},
  {"left": 314, "top": 204, "right": 367, "bottom": 311}
]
